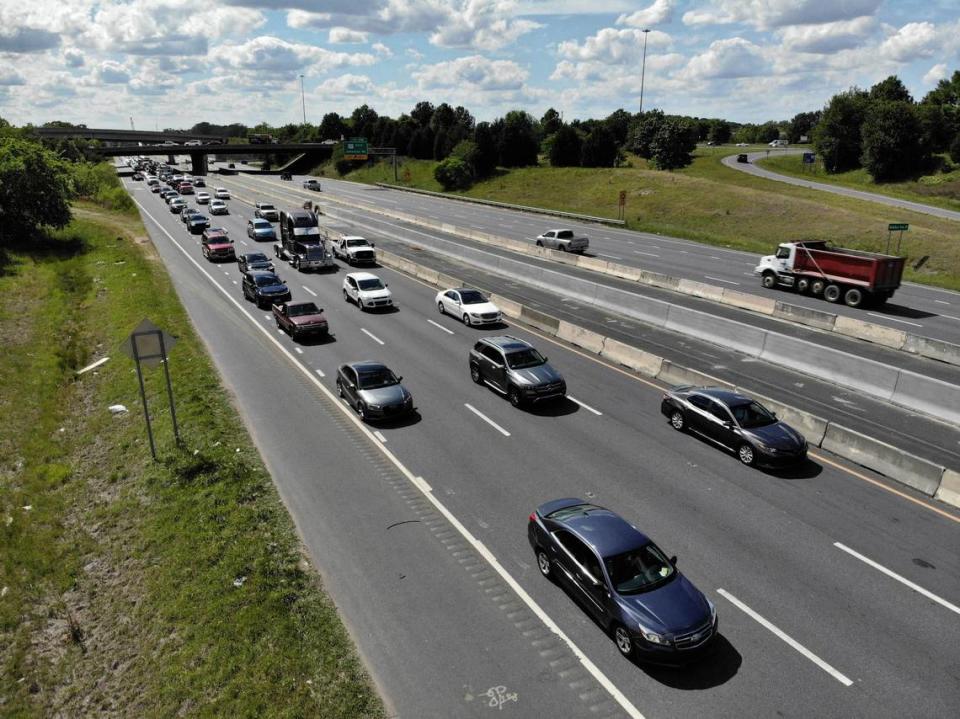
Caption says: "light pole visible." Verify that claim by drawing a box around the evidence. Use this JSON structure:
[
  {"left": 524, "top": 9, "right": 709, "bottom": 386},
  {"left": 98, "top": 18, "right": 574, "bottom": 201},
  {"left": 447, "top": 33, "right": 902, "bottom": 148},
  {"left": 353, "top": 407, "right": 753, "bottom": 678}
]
[
  {"left": 638, "top": 28, "right": 650, "bottom": 115},
  {"left": 299, "top": 74, "right": 306, "bottom": 125}
]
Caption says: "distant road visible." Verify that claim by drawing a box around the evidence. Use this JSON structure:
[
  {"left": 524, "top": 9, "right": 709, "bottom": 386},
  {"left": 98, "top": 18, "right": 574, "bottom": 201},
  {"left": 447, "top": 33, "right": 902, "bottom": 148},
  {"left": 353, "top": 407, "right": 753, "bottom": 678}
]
[{"left": 722, "top": 150, "right": 960, "bottom": 222}]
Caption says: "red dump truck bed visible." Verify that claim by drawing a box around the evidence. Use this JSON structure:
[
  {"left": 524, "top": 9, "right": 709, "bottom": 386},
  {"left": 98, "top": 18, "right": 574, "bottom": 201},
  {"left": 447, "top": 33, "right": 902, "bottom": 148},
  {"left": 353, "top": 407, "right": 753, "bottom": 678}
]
[{"left": 792, "top": 242, "right": 905, "bottom": 291}]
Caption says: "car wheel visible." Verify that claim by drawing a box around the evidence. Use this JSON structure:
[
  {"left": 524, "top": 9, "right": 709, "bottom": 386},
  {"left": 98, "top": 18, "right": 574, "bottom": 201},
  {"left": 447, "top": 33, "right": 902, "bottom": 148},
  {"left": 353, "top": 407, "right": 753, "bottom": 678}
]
[
  {"left": 337, "top": 380, "right": 344, "bottom": 398},
  {"left": 536, "top": 548, "right": 554, "bottom": 581},
  {"left": 343, "top": 289, "right": 350, "bottom": 303},
  {"left": 613, "top": 625, "right": 634, "bottom": 658},
  {"left": 824, "top": 284, "right": 842, "bottom": 303},
  {"left": 811, "top": 279, "right": 826, "bottom": 296},
  {"left": 508, "top": 386, "right": 522, "bottom": 408},
  {"left": 796, "top": 278, "right": 811, "bottom": 293},
  {"left": 275, "top": 317, "right": 282, "bottom": 329},
  {"left": 670, "top": 410, "right": 685, "bottom": 431},
  {"left": 470, "top": 364, "right": 482, "bottom": 384},
  {"left": 358, "top": 299, "right": 366, "bottom": 311},
  {"left": 438, "top": 301, "right": 445, "bottom": 315},
  {"left": 293, "top": 257, "right": 300, "bottom": 270},
  {"left": 738, "top": 443, "right": 756, "bottom": 466},
  {"left": 357, "top": 402, "right": 366, "bottom": 421},
  {"left": 558, "top": 245, "right": 567, "bottom": 252},
  {"left": 535, "top": 240, "right": 543, "bottom": 247},
  {"left": 462, "top": 314, "right": 471, "bottom": 326}
]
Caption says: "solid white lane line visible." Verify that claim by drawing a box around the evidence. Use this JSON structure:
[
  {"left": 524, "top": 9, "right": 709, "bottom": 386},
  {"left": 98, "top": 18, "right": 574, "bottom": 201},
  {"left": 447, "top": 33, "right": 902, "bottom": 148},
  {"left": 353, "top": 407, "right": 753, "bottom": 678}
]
[
  {"left": 294, "top": 347, "right": 303, "bottom": 354},
  {"left": 314, "top": 368, "right": 325, "bottom": 378},
  {"left": 568, "top": 396, "right": 603, "bottom": 416},
  {"left": 264, "top": 314, "right": 271, "bottom": 321},
  {"left": 598, "top": 253, "right": 622, "bottom": 260},
  {"left": 934, "top": 299, "right": 949, "bottom": 305},
  {"left": 302, "top": 285, "right": 317, "bottom": 297},
  {"left": 464, "top": 403, "right": 511, "bottom": 437},
  {"left": 716, "top": 589, "right": 853, "bottom": 686},
  {"left": 427, "top": 319, "right": 455, "bottom": 335},
  {"left": 866, "top": 312, "right": 922, "bottom": 327},
  {"left": 373, "top": 430, "right": 387, "bottom": 443},
  {"left": 361, "top": 328, "right": 385, "bottom": 345},
  {"left": 940, "top": 313, "right": 960, "bottom": 323},
  {"left": 633, "top": 250, "right": 660, "bottom": 257},
  {"left": 240, "top": 239, "right": 249, "bottom": 246},
  {"left": 834, "top": 542, "right": 960, "bottom": 616},
  {"left": 704, "top": 275, "right": 740, "bottom": 285}
]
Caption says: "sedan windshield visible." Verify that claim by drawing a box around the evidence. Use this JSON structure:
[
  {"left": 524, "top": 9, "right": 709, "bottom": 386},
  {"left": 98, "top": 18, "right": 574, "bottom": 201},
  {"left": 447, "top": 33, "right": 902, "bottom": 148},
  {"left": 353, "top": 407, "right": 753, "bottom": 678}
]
[
  {"left": 255, "top": 275, "right": 282, "bottom": 287},
  {"left": 253, "top": 220, "right": 271, "bottom": 229},
  {"left": 729, "top": 401, "right": 777, "bottom": 428},
  {"left": 357, "top": 368, "right": 398, "bottom": 389},
  {"left": 506, "top": 348, "right": 546, "bottom": 369},
  {"left": 287, "top": 302, "right": 320, "bottom": 317},
  {"left": 246, "top": 253, "right": 268, "bottom": 263},
  {"left": 460, "top": 290, "right": 486, "bottom": 304},
  {"left": 259, "top": 204, "right": 276, "bottom": 211},
  {"left": 358, "top": 278, "right": 385, "bottom": 291},
  {"left": 605, "top": 543, "right": 675, "bottom": 595}
]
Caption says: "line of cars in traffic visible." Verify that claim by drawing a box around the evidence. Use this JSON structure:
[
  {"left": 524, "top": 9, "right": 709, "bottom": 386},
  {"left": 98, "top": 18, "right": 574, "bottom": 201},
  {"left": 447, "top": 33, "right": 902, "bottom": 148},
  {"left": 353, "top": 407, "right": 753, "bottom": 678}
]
[{"left": 148, "top": 176, "right": 812, "bottom": 666}]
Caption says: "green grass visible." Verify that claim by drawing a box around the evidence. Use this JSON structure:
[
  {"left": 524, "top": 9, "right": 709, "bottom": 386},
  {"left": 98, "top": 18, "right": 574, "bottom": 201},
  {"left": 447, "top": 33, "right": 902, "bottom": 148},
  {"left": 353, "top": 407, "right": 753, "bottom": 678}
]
[
  {"left": 343, "top": 148, "right": 960, "bottom": 291},
  {"left": 756, "top": 153, "right": 960, "bottom": 212},
  {"left": 0, "top": 205, "right": 384, "bottom": 718}
]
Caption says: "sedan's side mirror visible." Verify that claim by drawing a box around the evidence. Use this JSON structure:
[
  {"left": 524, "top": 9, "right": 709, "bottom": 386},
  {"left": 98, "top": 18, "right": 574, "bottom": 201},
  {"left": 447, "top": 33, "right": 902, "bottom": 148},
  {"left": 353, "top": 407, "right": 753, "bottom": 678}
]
[
  {"left": 370, "top": 242, "right": 375, "bottom": 247},
  {"left": 397, "top": 376, "right": 403, "bottom": 382},
  {"left": 669, "top": 555, "right": 677, "bottom": 565}
]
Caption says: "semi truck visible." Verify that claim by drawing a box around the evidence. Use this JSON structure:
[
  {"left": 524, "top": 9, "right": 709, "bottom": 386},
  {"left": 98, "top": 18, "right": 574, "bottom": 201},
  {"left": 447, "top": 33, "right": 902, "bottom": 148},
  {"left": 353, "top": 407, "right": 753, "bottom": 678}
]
[
  {"left": 274, "top": 209, "right": 335, "bottom": 271},
  {"left": 754, "top": 241, "right": 905, "bottom": 308}
]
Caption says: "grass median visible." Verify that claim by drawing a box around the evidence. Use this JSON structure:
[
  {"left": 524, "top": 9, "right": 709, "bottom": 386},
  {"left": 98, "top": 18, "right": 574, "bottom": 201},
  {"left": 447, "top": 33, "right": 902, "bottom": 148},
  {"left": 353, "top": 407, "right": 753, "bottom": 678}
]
[
  {"left": 0, "top": 203, "right": 384, "bottom": 718},
  {"left": 340, "top": 148, "right": 960, "bottom": 291}
]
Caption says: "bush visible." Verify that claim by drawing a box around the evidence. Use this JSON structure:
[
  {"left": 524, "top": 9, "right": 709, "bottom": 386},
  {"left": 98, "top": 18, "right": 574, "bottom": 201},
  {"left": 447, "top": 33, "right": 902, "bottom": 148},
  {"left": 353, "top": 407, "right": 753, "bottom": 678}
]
[
  {"left": 433, "top": 157, "right": 473, "bottom": 190},
  {"left": 950, "top": 134, "right": 960, "bottom": 164},
  {"left": 548, "top": 126, "right": 582, "bottom": 167},
  {"left": 72, "top": 162, "right": 135, "bottom": 213},
  {"left": 0, "top": 136, "right": 73, "bottom": 245}
]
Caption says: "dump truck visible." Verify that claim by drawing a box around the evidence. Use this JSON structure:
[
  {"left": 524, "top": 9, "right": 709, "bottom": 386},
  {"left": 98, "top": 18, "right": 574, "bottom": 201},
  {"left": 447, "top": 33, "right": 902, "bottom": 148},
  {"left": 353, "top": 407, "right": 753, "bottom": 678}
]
[{"left": 753, "top": 241, "right": 905, "bottom": 308}]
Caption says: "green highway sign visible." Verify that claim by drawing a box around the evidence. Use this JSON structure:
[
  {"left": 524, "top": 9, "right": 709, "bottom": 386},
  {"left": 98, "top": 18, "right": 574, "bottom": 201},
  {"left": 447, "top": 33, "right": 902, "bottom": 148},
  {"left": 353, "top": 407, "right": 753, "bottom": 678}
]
[
  {"left": 888, "top": 223, "right": 909, "bottom": 231},
  {"left": 344, "top": 137, "right": 368, "bottom": 160}
]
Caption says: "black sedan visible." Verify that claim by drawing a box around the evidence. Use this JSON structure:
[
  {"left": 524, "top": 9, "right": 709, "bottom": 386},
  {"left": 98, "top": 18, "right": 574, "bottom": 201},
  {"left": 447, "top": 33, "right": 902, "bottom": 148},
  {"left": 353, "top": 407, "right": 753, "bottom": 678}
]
[
  {"left": 241, "top": 271, "right": 291, "bottom": 308},
  {"left": 237, "top": 252, "right": 275, "bottom": 273},
  {"left": 529, "top": 499, "right": 717, "bottom": 664},
  {"left": 660, "top": 386, "right": 807, "bottom": 467},
  {"left": 336, "top": 362, "right": 414, "bottom": 422},
  {"left": 187, "top": 214, "right": 210, "bottom": 234}
]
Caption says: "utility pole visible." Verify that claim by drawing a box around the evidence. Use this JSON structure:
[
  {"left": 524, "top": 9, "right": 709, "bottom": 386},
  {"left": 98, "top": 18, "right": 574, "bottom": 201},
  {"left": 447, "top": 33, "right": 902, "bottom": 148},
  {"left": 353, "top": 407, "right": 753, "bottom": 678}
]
[
  {"left": 639, "top": 28, "right": 651, "bottom": 115},
  {"left": 299, "top": 74, "right": 306, "bottom": 125},
  {"left": 129, "top": 116, "right": 135, "bottom": 131}
]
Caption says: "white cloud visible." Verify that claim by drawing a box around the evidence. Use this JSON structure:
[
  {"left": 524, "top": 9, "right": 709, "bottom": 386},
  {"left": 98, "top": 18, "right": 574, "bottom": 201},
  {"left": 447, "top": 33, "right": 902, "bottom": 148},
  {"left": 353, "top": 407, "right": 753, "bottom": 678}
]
[
  {"left": 682, "top": 0, "right": 882, "bottom": 31},
  {"left": 778, "top": 16, "right": 877, "bottom": 53},
  {"left": 414, "top": 54, "right": 528, "bottom": 91},
  {"left": 314, "top": 74, "right": 378, "bottom": 96},
  {"left": 551, "top": 52, "right": 684, "bottom": 82},
  {"left": 429, "top": 1, "right": 541, "bottom": 50},
  {"left": 617, "top": 0, "right": 675, "bottom": 28},
  {"left": 0, "top": 69, "right": 26, "bottom": 85},
  {"left": 923, "top": 63, "right": 948, "bottom": 86},
  {"left": 329, "top": 27, "right": 369, "bottom": 44},
  {"left": 878, "top": 22, "right": 937, "bottom": 63},
  {"left": 372, "top": 42, "right": 393, "bottom": 57},
  {"left": 557, "top": 27, "right": 671, "bottom": 64},
  {"left": 682, "top": 37, "right": 767, "bottom": 79},
  {"left": 94, "top": 61, "right": 130, "bottom": 84},
  {"left": 63, "top": 48, "right": 85, "bottom": 68},
  {"left": 211, "top": 36, "right": 376, "bottom": 78}
]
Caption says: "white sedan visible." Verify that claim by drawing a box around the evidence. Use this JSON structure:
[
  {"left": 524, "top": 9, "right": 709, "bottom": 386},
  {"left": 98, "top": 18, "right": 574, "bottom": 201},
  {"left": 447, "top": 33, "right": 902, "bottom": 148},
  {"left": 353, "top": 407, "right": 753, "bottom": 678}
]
[
  {"left": 214, "top": 187, "right": 231, "bottom": 199},
  {"left": 196, "top": 191, "right": 211, "bottom": 204},
  {"left": 435, "top": 287, "right": 501, "bottom": 326}
]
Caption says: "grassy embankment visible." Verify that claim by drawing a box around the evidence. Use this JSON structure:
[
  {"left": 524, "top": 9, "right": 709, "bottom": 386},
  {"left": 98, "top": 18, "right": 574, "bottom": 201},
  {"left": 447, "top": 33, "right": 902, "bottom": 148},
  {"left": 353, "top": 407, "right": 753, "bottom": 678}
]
[
  {"left": 0, "top": 170, "right": 384, "bottom": 717},
  {"left": 339, "top": 147, "right": 960, "bottom": 291},
  {"left": 756, "top": 153, "right": 960, "bottom": 213}
]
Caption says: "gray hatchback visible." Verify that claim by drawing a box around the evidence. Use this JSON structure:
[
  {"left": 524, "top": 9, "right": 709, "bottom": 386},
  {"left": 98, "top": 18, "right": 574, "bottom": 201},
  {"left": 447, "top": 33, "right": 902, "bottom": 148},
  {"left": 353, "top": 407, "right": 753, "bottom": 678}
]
[{"left": 336, "top": 362, "right": 414, "bottom": 422}]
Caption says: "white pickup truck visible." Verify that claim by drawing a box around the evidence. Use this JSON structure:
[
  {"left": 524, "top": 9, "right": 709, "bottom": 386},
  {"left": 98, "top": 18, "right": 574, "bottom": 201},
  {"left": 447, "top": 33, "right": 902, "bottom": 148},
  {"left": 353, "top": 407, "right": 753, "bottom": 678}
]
[
  {"left": 333, "top": 236, "right": 377, "bottom": 266},
  {"left": 535, "top": 229, "right": 589, "bottom": 253}
]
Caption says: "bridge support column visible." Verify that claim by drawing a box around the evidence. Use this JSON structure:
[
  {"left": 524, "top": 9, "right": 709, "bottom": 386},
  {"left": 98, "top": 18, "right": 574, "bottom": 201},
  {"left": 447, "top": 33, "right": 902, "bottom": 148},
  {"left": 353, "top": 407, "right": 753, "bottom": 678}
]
[{"left": 190, "top": 152, "right": 208, "bottom": 176}]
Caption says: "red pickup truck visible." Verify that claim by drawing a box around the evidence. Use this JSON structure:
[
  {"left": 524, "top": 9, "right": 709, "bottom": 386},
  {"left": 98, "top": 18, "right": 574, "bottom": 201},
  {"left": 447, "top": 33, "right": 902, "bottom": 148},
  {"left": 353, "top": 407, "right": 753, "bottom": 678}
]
[{"left": 273, "top": 301, "right": 328, "bottom": 340}]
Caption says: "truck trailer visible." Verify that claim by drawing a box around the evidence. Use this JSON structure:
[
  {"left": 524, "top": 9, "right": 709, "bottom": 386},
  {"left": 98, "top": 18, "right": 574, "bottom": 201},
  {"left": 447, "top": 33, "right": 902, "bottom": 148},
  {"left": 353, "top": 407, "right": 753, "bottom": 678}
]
[{"left": 754, "top": 241, "right": 905, "bottom": 308}]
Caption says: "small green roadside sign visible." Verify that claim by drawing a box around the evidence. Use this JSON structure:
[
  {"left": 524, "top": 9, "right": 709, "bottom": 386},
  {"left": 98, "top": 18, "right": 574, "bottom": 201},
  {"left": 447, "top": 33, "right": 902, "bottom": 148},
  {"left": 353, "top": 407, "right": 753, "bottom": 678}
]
[
  {"left": 344, "top": 138, "right": 368, "bottom": 160},
  {"left": 888, "top": 223, "right": 909, "bottom": 231}
]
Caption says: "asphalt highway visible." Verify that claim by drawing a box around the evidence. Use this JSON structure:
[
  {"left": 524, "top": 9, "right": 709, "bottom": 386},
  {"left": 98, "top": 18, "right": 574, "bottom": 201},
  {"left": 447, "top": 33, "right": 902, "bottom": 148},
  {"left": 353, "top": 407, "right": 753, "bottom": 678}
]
[
  {"left": 208, "top": 171, "right": 960, "bottom": 471},
  {"left": 264, "top": 171, "right": 960, "bottom": 347},
  {"left": 124, "top": 173, "right": 960, "bottom": 718}
]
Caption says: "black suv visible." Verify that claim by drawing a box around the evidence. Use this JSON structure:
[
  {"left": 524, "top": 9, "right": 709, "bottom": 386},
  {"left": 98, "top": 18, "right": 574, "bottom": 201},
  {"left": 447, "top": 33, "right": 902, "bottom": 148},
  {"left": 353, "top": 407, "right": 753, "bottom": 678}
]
[
  {"left": 242, "top": 271, "right": 291, "bottom": 308},
  {"left": 469, "top": 336, "right": 565, "bottom": 407}
]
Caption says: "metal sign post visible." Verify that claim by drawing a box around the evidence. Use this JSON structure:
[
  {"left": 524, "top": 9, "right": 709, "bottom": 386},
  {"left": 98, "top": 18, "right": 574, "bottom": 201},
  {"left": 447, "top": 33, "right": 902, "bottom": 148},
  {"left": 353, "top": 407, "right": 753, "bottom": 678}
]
[
  {"left": 886, "top": 223, "right": 909, "bottom": 254},
  {"left": 121, "top": 318, "right": 180, "bottom": 460},
  {"left": 618, "top": 190, "right": 627, "bottom": 221}
]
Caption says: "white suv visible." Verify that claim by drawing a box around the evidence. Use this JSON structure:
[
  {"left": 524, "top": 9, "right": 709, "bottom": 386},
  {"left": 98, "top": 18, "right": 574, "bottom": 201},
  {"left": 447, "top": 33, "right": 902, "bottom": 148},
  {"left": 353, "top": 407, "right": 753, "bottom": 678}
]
[
  {"left": 214, "top": 187, "right": 231, "bottom": 199},
  {"left": 342, "top": 272, "right": 393, "bottom": 311}
]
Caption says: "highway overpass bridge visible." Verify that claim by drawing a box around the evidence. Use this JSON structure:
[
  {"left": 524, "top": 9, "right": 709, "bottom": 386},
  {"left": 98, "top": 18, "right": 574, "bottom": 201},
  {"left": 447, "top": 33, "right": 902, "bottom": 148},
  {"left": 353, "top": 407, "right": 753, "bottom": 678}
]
[
  {"left": 35, "top": 127, "right": 227, "bottom": 145},
  {"left": 102, "top": 143, "right": 334, "bottom": 175}
]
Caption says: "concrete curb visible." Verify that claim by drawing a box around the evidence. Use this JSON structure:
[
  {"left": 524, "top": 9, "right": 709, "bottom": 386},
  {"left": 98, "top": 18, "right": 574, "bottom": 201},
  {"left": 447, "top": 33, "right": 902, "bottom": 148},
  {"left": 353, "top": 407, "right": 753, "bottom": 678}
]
[
  {"left": 373, "top": 246, "right": 959, "bottom": 509},
  {"left": 322, "top": 191, "right": 960, "bottom": 369}
]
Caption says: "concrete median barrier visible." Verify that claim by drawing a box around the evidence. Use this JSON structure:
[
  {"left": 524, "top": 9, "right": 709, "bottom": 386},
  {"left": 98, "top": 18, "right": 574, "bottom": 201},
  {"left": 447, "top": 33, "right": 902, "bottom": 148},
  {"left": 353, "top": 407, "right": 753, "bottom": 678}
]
[
  {"left": 821, "top": 424, "right": 945, "bottom": 496},
  {"left": 604, "top": 262, "right": 644, "bottom": 282},
  {"left": 489, "top": 293, "right": 522, "bottom": 319},
  {"left": 520, "top": 306, "right": 560, "bottom": 335},
  {"left": 557, "top": 321, "right": 605, "bottom": 354},
  {"left": 639, "top": 271, "right": 681, "bottom": 291},
  {"left": 833, "top": 316, "right": 907, "bottom": 350},
  {"left": 722, "top": 290, "right": 777, "bottom": 315},
  {"left": 656, "top": 360, "right": 734, "bottom": 389},
  {"left": 577, "top": 256, "right": 611, "bottom": 274},
  {"left": 935, "top": 469, "right": 960, "bottom": 508},
  {"left": 665, "top": 305, "right": 767, "bottom": 357},
  {"left": 600, "top": 338, "right": 664, "bottom": 376},
  {"left": 740, "top": 390, "right": 828, "bottom": 446},
  {"left": 890, "top": 370, "right": 960, "bottom": 426},
  {"left": 437, "top": 272, "right": 464, "bottom": 289},
  {"left": 415, "top": 266, "right": 440, "bottom": 285},
  {"left": 772, "top": 301, "right": 837, "bottom": 331},
  {"left": 677, "top": 279, "right": 725, "bottom": 303},
  {"left": 902, "top": 334, "right": 960, "bottom": 367}
]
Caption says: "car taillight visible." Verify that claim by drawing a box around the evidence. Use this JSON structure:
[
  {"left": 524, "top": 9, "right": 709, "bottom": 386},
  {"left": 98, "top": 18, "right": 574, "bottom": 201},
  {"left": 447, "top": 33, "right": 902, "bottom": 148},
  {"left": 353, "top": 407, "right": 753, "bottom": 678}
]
[{"left": 528, "top": 512, "right": 537, "bottom": 523}]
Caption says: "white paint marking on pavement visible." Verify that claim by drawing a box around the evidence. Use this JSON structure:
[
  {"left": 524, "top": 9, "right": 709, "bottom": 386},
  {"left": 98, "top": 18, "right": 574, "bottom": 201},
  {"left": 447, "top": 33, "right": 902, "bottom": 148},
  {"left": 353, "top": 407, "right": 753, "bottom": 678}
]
[
  {"left": 361, "top": 328, "right": 385, "bottom": 345},
  {"left": 934, "top": 299, "right": 950, "bottom": 305},
  {"left": 294, "top": 347, "right": 303, "bottom": 354},
  {"left": 232, "top": 280, "right": 238, "bottom": 285},
  {"left": 710, "top": 256, "right": 722, "bottom": 260},
  {"left": 264, "top": 314, "right": 271, "bottom": 321},
  {"left": 598, "top": 253, "right": 622, "bottom": 260},
  {"left": 834, "top": 542, "right": 960, "bottom": 616},
  {"left": 568, "top": 396, "right": 603, "bottom": 416},
  {"left": 314, "top": 368, "right": 326, "bottom": 378},
  {"left": 427, "top": 319, "right": 455, "bottom": 335},
  {"left": 866, "top": 312, "right": 922, "bottom": 327},
  {"left": 413, "top": 476, "right": 432, "bottom": 493},
  {"left": 302, "top": 285, "right": 317, "bottom": 297},
  {"left": 704, "top": 275, "right": 740, "bottom": 285},
  {"left": 464, "top": 403, "right": 511, "bottom": 437},
  {"left": 938, "top": 313, "right": 960, "bottom": 323},
  {"left": 277, "top": 329, "right": 285, "bottom": 335},
  {"left": 240, "top": 239, "right": 249, "bottom": 246},
  {"left": 633, "top": 251, "right": 660, "bottom": 257},
  {"left": 76, "top": 356, "right": 110, "bottom": 375},
  {"left": 223, "top": 271, "right": 230, "bottom": 276},
  {"left": 373, "top": 430, "right": 387, "bottom": 443},
  {"left": 717, "top": 589, "right": 853, "bottom": 687}
]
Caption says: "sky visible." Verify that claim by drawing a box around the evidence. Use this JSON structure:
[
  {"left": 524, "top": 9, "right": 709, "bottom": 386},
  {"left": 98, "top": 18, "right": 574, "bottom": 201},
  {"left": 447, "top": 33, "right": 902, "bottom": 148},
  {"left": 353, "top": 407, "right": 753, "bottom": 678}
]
[{"left": 0, "top": 1, "right": 958, "bottom": 129}]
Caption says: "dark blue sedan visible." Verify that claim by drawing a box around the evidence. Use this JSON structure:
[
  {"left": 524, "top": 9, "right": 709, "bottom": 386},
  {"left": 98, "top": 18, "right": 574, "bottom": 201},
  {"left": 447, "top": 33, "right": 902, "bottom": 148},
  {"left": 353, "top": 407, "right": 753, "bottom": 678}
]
[{"left": 528, "top": 498, "right": 717, "bottom": 664}]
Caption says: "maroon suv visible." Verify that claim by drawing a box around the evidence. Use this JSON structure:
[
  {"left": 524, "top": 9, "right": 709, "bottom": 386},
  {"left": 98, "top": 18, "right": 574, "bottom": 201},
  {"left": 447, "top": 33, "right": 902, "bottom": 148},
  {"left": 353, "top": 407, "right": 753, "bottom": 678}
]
[{"left": 201, "top": 228, "right": 235, "bottom": 262}]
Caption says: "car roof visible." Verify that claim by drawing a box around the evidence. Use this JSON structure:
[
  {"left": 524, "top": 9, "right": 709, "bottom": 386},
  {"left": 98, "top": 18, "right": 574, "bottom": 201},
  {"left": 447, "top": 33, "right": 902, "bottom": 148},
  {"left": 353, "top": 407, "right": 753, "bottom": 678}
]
[
  {"left": 246, "top": 270, "right": 280, "bottom": 278},
  {"left": 481, "top": 335, "right": 531, "bottom": 351},
  {"left": 452, "top": 287, "right": 482, "bottom": 294},
  {"left": 682, "top": 386, "right": 750, "bottom": 406},
  {"left": 552, "top": 505, "right": 652, "bottom": 557},
  {"left": 347, "top": 271, "right": 379, "bottom": 281},
  {"left": 343, "top": 361, "right": 387, "bottom": 373}
]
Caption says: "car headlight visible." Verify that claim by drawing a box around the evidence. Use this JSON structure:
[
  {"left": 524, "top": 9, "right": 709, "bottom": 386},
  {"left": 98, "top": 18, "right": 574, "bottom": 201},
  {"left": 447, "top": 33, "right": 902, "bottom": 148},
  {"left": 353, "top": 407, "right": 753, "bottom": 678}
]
[
  {"left": 367, "top": 404, "right": 382, "bottom": 410},
  {"left": 639, "top": 626, "right": 668, "bottom": 645},
  {"left": 470, "top": 312, "right": 481, "bottom": 317}
]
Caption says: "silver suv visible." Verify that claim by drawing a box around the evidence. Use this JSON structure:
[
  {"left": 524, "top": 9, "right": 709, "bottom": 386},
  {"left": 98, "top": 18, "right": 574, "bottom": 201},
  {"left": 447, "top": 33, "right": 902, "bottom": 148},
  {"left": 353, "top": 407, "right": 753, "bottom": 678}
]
[{"left": 469, "top": 336, "right": 566, "bottom": 407}]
